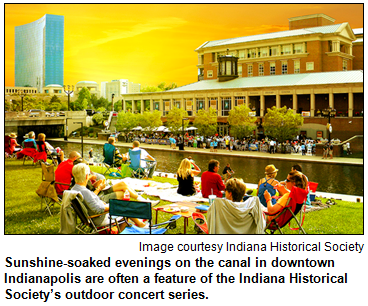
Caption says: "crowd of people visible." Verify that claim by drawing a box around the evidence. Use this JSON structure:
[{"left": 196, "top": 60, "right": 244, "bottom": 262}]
[
  {"left": 5, "top": 131, "right": 65, "bottom": 165},
  {"left": 129, "top": 132, "right": 329, "bottom": 156}
]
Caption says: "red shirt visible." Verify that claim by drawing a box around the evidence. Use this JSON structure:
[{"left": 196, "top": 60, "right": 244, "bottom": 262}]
[
  {"left": 55, "top": 159, "right": 74, "bottom": 194},
  {"left": 201, "top": 171, "right": 225, "bottom": 198}
]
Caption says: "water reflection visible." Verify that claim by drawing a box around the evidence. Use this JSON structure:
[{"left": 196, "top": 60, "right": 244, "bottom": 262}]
[{"left": 50, "top": 141, "right": 363, "bottom": 196}]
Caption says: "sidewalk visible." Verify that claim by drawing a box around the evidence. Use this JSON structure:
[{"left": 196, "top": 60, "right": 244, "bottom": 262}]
[{"left": 49, "top": 137, "right": 363, "bottom": 166}]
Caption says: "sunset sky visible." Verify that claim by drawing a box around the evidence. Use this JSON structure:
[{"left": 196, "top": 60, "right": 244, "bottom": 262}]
[{"left": 4, "top": 3, "right": 363, "bottom": 88}]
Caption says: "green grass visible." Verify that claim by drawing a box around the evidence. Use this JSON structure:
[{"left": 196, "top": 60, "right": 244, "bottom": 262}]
[{"left": 5, "top": 159, "right": 363, "bottom": 234}]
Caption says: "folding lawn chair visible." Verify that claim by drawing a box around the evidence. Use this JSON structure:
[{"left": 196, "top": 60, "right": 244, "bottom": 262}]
[
  {"left": 102, "top": 143, "right": 122, "bottom": 176},
  {"left": 192, "top": 212, "right": 209, "bottom": 234},
  {"left": 69, "top": 192, "right": 122, "bottom": 234},
  {"left": 36, "top": 161, "right": 70, "bottom": 216},
  {"left": 264, "top": 186, "right": 308, "bottom": 234},
  {"left": 109, "top": 199, "right": 181, "bottom": 234},
  {"left": 128, "top": 149, "right": 154, "bottom": 179},
  {"left": 21, "top": 141, "right": 38, "bottom": 165}
]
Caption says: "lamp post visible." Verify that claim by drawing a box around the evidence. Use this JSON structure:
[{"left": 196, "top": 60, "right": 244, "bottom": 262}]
[
  {"left": 111, "top": 93, "right": 115, "bottom": 111},
  {"left": 63, "top": 85, "right": 74, "bottom": 111},
  {"left": 74, "top": 122, "right": 84, "bottom": 157},
  {"left": 64, "top": 118, "right": 69, "bottom": 141},
  {"left": 17, "top": 89, "right": 25, "bottom": 111},
  {"left": 181, "top": 118, "right": 189, "bottom": 151},
  {"left": 322, "top": 107, "right": 336, "bottom": 143}
]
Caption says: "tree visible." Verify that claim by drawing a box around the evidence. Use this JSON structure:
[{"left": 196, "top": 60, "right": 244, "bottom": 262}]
[
  {"left": 166, "top": 107, "right": 189, "bottom": 135},
  {"left": 115, "top": 111, "right": 139, "bottom": 133},
  {"left": 193, "top": 108, "right": 218, "bottom": 136},
  {"left": 92, "top": 113, "right": 104, "bottom": 126},
  {"left": 263, "top": 106, "right": 303, "bottom": 142},
  {"left": 137, "top": 110, "right": 162, "bottom": 133},
  {"left": 93, "top": 97, "right": 109, "bottom": 110},
  {"left": 72, "top": 87, "right": 91, "bottom": 110},
  {"left": 114, "top": 101, "right": 122, "bottom": 112},
  {"left": 46, "top": 95, "right": 62, "bottom": 111},
  {"left": 227, "top": 104, "right": 257, "bottom": 138},
  {"left": 141, "top": 82, "right": 178, "bottom": 92}
]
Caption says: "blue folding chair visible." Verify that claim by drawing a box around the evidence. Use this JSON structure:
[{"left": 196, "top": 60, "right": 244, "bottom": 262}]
[
  {"left": 109, "top": 199, "right": 181, "bottom": 234},
  {"left": 102, "top": 143, "right": 122, "bottom": 176},
  {"left": 128, "top": 149, "right": 154, "bottom": 179}
]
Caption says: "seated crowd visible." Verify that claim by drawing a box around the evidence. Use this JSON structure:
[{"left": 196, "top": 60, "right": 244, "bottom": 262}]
[{"left": 8, "top": 130, "right": 310, "bottom": 234}]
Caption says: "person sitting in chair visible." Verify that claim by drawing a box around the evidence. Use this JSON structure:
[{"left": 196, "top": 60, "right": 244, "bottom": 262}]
[
  {"left": 105, "top": 137, "right": 124, "bottom": 167},
  {"left": 263, "top": 170, "right": 307, "bottom": 222},
  {"left": 16, "top": 131, "right": 37, "bottom": 160},
  {"left": 207, "top": 178, "right": 265, "bottom": 234},
  {"left": 125, "top": 141, "right": 157, "bottom": 178},
  {"left": 55, "top": 151, "right": 82, "bottom": 194},
  {"left": 201, "top": 159, "right": 225, "bottom": 198},
  {"left": 222, "top": 163, "right": 234, "bottom": 183},
  {"left": 5, "top": 133, "right": 21, "bottom": 156},
  {"left": 71, "top": 163, "right": 148, "bottom": 231},
  {"left": 257, "top": 164, "right": 279, "bottom": 208},
  {"left": 176, "top": 158, "right": 201, "bottom": 196}
]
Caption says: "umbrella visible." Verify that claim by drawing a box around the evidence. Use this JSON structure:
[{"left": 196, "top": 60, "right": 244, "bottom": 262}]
[
  {"left": 186, "top": 126, "right": 198, "bottom": 131},
  {"left": 163, "top": 128, "right": 171, "bottom": 133},
  {"left": 153, "top": 126, "right": 166, "bottom": 132},
  {"left": 132, "top": 126, "right": 142, "bottom": 131}
]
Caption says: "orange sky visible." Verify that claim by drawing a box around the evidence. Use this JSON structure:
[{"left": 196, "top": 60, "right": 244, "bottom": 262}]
[{"left": 4, "top": 3, "right": 363, "bottom": 88}]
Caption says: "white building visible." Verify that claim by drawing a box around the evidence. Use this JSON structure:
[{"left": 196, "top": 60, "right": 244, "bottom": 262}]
[{"left": 101, "top": 79, "right": 141, "bottom": 103}]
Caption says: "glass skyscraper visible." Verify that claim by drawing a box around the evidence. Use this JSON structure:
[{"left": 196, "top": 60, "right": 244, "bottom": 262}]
[{"left": 15, "top": 14, "right": 64, "bottom": 92}]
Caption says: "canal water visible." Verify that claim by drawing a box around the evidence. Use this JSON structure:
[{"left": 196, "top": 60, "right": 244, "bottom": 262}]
[{"left": 50, "top": 141, "right": 363, "bottom": 196}]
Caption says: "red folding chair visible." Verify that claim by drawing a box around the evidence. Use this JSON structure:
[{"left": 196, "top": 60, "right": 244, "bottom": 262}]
[{"left": 264, "top": 186, "right": 308, "bottom": 234}]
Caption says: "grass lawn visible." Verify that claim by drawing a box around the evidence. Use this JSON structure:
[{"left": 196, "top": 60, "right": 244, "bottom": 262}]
[{"left": 5, "top": 159, "right": 363, "bottom": 235}]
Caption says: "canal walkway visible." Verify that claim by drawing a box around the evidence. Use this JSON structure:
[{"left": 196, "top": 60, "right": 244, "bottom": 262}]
[{"left": 49, "top": 137, "right": 363, "bottom": 203}]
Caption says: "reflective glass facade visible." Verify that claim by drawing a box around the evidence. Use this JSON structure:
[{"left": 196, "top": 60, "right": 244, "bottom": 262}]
[{"left": 15, "top": 14, "right": 64, "bottom": 92}]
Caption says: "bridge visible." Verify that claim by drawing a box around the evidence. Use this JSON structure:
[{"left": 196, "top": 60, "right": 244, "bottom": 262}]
[{"left": 5, "top": 111, "right": 89, "bottom": 139}]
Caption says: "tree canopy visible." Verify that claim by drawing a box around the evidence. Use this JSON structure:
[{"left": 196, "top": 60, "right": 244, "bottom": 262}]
[
  {"left": 193, "top": 108, "right": 218, "bottom": 136},
  {"left": 227, "top": 104, "right": 257, "bottom": 139},
  {"left": 141, "top": 82, "right": 178, "bottom": 92},
  {"left": 263, "top": 106, "right": 303, "bottom": 142},
  {"left": 165, "top": 107, "right": 189, "bottom": 135}
]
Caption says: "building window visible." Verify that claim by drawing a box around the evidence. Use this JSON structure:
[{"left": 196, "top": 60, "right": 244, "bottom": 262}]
[
  {"left": 208, "top": 97, "right": 218, "bottom": 110},
  {"left": 282, "top": 45, "right": 291, "bottom": 55},
  {"left": 153, "top": 101, "right": 160, "bottom": 111},
  {"left": 306, "top": 62, "right": 314, "bottom": 71},
  {"left": 294, "top": 60, "right": 300, "bottom": 74},
  {"left": 207, "top": 70, "right": 213, "bottom": 78},
  {"left": 259, "top": 63, "right": 264, "bottom": 76},
  {"left": 238, "top": 50, "right": 245, "bottom": 58},
  {"left": 281, "top": 61, "right": 288, "bottom": 74},
  {"left": 163, "top": 99, "right": 171, "bottom": 116},
  {"left": 235, "top": 96, "right": 245, "bottom": 106},
  {"left": 212, "top": 52, "right": 216, "bottom": 62},
  {"left": 248, "top": 48, "right": 256, "bottom": 58},
  {"left": 260, "top": 47, "right": 268, "bottom": 57},
  {"left": 270, "top": 46, "right": 278, "bottom": 56},
  {"left": 184, "top": 98, "right": 193, "bottom": 116},
  {"left": 343, "top": 60, "right": 348, "bottom": 71},
  {"left": 248, "top": 65, "right": 253, "bottom": 77},
  {"left": 173, "top": 99, "right": 181, "bottom": 109},
  {"left": 238, "top": 64, "right": 242, "bottom": 76},
  {"left": 196, "top": 98, "right": 205, "bottom": 111},
  {"left": 294, "top": 43, "right": 303, "bottom": 54},
  {"left": 270, "top": 62, "right": 276, "bottom": 75},
  {"left": 221, "top": 97, "right": 231, "bottom": 116}
]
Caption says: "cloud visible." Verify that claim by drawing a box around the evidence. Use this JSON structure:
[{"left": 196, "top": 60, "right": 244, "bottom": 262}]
[{"left": 88, "top": 17, "right": 186, "bottom": 47}]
